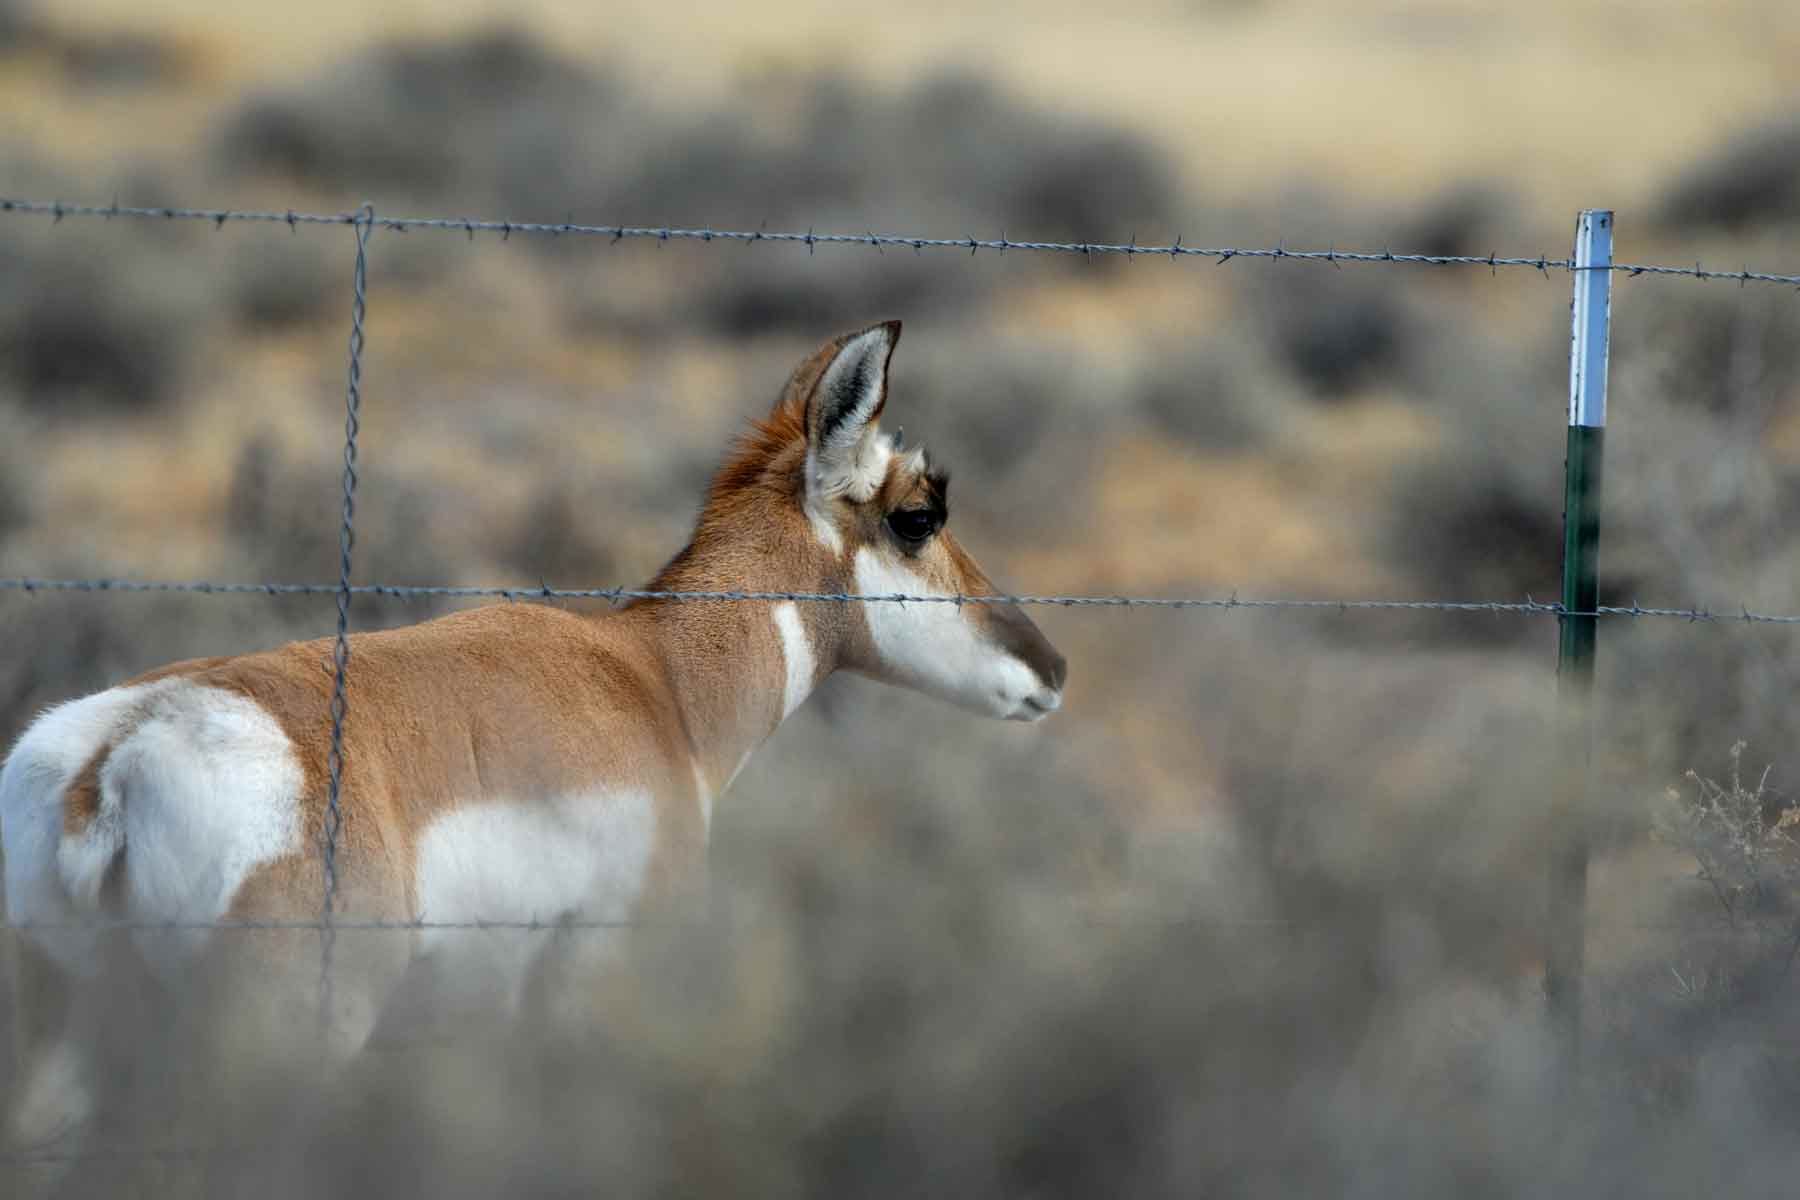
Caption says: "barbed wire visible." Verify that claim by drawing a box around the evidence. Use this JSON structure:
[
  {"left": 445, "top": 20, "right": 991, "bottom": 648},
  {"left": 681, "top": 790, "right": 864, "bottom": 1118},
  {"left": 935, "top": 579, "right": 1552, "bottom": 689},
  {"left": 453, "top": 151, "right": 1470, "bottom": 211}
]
[
  {"left": 2, "top": 196, "right": 1797, "bottom": 288},
  {"left": 0, "top": 911, "right": 1751, "bottom": 934},
  {"left": 3, "top": 576, "right": 1799, "bottom": 624}
]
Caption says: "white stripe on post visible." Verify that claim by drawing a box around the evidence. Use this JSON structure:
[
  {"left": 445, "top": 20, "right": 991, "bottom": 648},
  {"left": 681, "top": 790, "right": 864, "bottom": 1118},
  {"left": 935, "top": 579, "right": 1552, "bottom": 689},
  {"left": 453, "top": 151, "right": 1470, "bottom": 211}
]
[{"left": 1568, "top": 211, "right": 1613, "bottom": 428}]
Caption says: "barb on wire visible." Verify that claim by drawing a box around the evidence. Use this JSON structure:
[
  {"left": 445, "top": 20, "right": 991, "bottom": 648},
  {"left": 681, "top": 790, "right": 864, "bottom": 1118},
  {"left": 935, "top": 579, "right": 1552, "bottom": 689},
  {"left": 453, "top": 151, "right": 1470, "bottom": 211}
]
[
  {"left": 2, "top": 196, "right": 1797, "bottom": 288},
  {"left": 5, "top": 576, "right": 1800, "bottom": 624},
  {"left": 321, "top": 203, "right": 373, "bottom": 1030}
]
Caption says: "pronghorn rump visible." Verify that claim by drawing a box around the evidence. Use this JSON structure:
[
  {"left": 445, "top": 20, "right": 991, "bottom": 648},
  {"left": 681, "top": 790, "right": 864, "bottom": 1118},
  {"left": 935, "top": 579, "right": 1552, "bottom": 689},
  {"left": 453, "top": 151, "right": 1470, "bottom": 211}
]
[{"left": 1, "top": 320, "right": 1066, "bottom": 1152}]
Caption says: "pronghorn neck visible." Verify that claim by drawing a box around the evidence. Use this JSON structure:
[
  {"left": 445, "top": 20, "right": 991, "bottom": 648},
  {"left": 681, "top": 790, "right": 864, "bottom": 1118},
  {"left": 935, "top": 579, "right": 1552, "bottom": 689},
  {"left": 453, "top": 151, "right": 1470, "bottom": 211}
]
[{"left": 628, "top": 527, "right": 844, "bottom": 808}]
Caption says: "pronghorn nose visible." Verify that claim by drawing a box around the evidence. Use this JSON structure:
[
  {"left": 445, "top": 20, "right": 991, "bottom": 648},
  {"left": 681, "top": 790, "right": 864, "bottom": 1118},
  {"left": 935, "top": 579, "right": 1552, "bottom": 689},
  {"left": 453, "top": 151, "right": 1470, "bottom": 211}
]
[{"left": 989, "top": 600, "right": 1066, "bottom": 695}]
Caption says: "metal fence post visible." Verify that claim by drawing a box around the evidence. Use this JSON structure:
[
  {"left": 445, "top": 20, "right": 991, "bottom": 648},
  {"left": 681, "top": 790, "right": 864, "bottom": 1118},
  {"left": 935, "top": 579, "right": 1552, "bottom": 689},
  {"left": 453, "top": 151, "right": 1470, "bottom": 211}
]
[{"left": 1548, "top": 210, "right": 1612, "bottom": 1069}]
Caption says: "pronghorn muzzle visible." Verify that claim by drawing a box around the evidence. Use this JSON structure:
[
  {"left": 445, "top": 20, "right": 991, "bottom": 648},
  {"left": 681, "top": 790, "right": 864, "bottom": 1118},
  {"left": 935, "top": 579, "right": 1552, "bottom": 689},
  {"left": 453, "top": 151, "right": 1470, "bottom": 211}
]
[{"left": 986, "top": 600, "right": 1067, "bottom": 721}]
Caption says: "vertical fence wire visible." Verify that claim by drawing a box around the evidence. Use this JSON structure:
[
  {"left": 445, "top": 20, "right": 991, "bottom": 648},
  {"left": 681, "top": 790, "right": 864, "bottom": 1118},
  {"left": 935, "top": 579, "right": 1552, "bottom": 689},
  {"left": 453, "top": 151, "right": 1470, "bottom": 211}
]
[{"left": 321, "top": 204, "right": 373, "bottom": 1029}]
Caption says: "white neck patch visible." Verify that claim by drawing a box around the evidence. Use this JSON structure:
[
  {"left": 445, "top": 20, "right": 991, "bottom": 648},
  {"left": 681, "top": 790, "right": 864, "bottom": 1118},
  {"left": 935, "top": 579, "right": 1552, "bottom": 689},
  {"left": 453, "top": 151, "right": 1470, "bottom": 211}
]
[{"left": 772, "top": 602, "right": 816, "bottom": 720}]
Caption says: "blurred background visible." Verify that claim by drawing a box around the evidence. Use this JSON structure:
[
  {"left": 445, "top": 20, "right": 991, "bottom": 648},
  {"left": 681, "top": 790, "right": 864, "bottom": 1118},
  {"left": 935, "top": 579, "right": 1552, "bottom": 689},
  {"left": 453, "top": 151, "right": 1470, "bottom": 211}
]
[{"left": 2, "top": 0, "right": 1799, "bottom": 1194}]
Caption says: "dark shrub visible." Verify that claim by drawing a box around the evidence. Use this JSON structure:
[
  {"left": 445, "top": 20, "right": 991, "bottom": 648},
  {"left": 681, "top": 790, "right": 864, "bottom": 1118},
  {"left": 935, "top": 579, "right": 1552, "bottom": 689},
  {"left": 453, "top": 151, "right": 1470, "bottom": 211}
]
[
  {"left": 56, "top": 33, "right": 186, "bottom": 91},
  {"left": 1622, "top": 287, "right": 1799, "bottom": 417},
  {"left": 0, "top": 2, "right": 183, "bottom": 90},
  {"left": 1394, "top": 183, "right": 1508, "bottom": 260},
  {"left": 0, "top": 0, "right": 40, "bottom": 50},
  {"left": 574, "top": 108, "right": 858, "bottom": 227},
  {"left": 892, "top": 72, "right": 1179, "bottom": 242},
  {"left": 1252, "top": 269, "right": 1412, "bottom": 398},
  {"left": 1393, "top": 464, "right": 1561, "bottom": 600},
  {"left": 502, "top": 482, "right": 619, "bottom": 588},
  {"left": 693, "top": 254, "right": 975, "bottom": 339},
  {"left": 226, "top": 433, "right": 338, "bottom": 572},
  {"left": 0, "top": 253, "right": 185, "bottom": 413},
  {"left": 215, "top": 28, "right": 617, "bottom": 204},
  {"left": 1657, "top": 117, "right": 1800, "bottom": 234},
  {"left": 226, "top": 434, "right": 457, "bottom": 596},
  {"left": 0, "top": 457, "right": 25, "bottom": 540},
  {"left": 1374, "top": 438, "right": 1647, "bottom": 649},
  {"left": 1135, "top": 341, "right": 1285, "bottom": 453},
  {"left": 228, "top": 236, "right": 339, "bottom": 330}
]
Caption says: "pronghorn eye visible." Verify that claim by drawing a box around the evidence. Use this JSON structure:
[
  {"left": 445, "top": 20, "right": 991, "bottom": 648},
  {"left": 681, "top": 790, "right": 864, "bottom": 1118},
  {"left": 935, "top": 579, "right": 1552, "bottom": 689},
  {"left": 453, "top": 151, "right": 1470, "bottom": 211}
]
[{"left": 886, "top": 508, "right": 938, "bottom": 544}]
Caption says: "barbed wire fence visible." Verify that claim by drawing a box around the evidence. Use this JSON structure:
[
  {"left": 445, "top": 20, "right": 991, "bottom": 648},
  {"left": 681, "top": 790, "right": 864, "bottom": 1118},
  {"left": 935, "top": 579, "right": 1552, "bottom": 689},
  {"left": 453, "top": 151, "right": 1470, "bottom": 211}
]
[
  {"left": 1, "top": 195, "right": 1798, "bottom": 1167},
  {"left": 0, "top": 199, "right": 1797, "bottom": 924}
]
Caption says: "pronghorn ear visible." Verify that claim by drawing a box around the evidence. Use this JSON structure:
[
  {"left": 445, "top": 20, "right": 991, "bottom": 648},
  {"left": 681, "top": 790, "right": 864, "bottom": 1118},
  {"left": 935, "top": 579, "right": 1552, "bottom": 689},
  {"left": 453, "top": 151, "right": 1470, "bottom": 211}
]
[{"left": 804, "top": 320, "right": 901, "bottom": 503}]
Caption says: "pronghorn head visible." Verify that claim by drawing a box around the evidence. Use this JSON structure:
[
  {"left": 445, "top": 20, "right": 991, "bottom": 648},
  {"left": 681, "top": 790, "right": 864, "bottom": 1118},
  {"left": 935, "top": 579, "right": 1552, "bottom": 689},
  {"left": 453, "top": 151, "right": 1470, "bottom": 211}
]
[{"left": 697, "top": 320, "right": 1067, "bottom": 722}]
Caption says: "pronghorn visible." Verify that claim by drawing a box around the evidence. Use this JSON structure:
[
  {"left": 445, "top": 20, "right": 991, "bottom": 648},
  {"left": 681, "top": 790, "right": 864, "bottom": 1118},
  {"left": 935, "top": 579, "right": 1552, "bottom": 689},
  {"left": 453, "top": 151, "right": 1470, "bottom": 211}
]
[{"left": 1, "top": 320, "right": 1066, "bottom": 1150}]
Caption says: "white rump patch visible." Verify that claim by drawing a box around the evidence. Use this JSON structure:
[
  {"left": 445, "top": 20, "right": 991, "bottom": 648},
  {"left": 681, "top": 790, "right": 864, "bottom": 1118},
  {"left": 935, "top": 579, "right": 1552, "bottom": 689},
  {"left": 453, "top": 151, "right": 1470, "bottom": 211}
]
[
  {"left": 852, "top": 548, "right": 1045, "bottom": 720},
  {"left": 772, "top": 602, "right": 816, "bottom": 719},
  {"left": 112, "top": 685, "right": 306, "bottom": 967},
  {"left": 3, "top": 682, "right": 161, "bottom": 972},
  {"left": 1, "top": 680, "right": 304, "bottom": 975}
]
